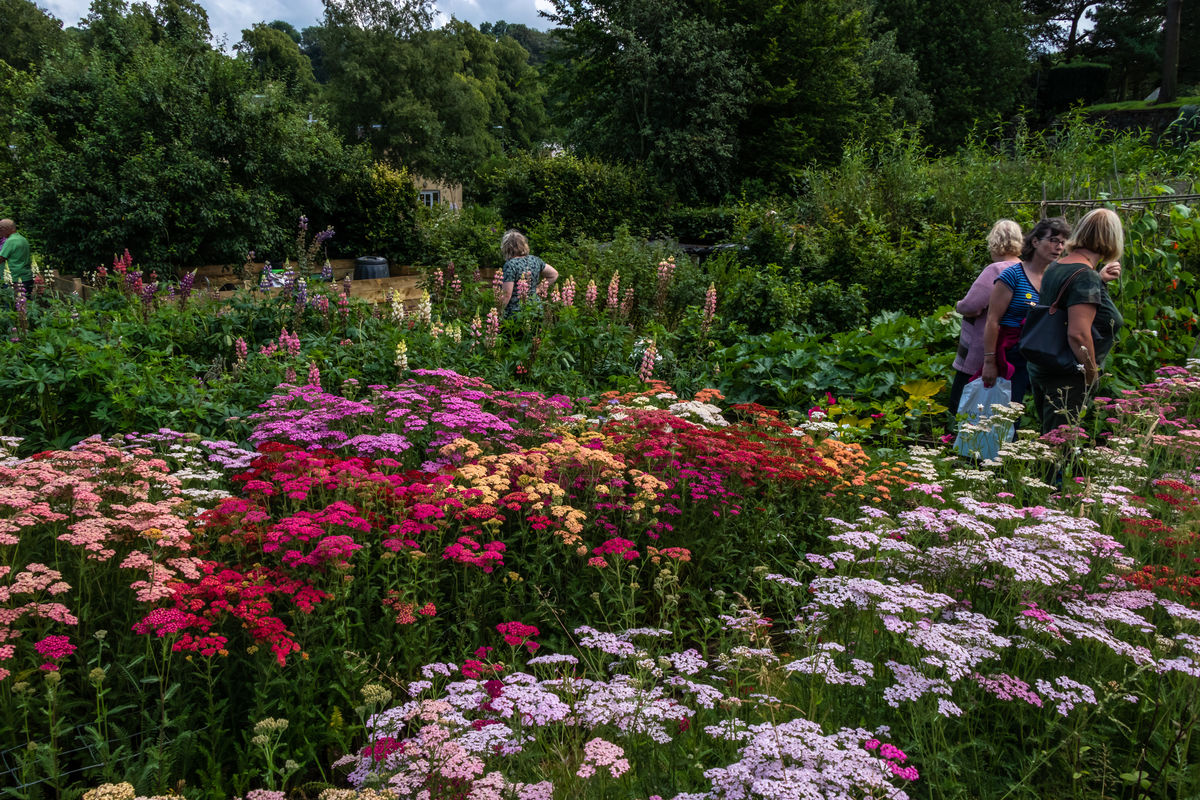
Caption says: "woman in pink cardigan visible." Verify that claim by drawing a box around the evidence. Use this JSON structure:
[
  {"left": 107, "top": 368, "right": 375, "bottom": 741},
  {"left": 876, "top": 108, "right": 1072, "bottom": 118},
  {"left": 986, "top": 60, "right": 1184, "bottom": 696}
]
[{"left": 947, "top": 220, "right": 1023, "bottom": 417}]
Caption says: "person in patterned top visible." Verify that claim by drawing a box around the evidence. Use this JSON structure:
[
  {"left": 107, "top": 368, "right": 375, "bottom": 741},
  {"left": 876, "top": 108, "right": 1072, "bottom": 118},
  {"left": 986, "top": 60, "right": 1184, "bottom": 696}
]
[{"left": 498, "top": 230, "right": 558, "bottom": 318}]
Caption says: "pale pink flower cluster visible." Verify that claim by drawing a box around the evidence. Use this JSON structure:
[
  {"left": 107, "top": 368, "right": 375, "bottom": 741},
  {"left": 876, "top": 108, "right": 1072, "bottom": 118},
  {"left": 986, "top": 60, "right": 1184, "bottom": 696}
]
[
  {"left": 0, "top": 439, "right": 196, "bottom": 681},
  {"left": 561, "top": 276, "right": 576, "bottom": 307},
  {"left": 584, "top": 279, "right": 598, "bottom": 309},
  {"left": 576, "top": 737, "right": 629, "bottom": 778},
  {"left": 638, "top": 341, "right": 658, "bottom": 383}
]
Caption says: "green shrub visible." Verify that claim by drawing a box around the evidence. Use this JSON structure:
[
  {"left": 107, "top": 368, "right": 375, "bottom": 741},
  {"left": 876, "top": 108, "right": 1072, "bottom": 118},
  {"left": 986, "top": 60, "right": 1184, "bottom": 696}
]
[
  {"left": 473, "top": 152, "right": 668, "bottom": 239},
  {"left": 416, "top": 203, "right": 505, "bottom": 272},
  {"left": 339, "top": 161, "right": 422, "bottom": 264}
]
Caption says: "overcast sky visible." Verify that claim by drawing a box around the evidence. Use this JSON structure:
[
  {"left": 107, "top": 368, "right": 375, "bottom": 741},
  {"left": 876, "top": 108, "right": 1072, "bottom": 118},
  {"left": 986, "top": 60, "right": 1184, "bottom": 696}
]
[{"left": 39, "top": 0, "right": 556, "bottom": 48}]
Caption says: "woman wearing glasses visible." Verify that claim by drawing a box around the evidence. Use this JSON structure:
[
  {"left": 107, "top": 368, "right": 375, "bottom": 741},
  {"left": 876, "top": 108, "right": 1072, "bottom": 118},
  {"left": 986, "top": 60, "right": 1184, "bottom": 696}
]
[{"left": 980, "top": 217, "right": 1073, "bottom": 405}]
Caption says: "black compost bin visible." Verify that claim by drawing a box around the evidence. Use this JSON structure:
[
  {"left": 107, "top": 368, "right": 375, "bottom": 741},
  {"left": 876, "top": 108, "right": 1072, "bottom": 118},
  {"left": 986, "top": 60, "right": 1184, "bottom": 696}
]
[{"left": 354, "top": 256, "right": 389, "bottom": 280}]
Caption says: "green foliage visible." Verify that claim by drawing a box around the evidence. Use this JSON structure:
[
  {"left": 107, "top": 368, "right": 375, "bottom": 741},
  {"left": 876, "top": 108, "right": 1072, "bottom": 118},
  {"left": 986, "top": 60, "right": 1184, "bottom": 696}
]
[
  {"left": 416, "top": 203, "right": 505, "bottom": 272},
  {"left": 236, "top": 23, "right": 317, "bottom": 100},
  {"left": 13, "top": 0, "right": 364, "bottom": 273},
  {"left": 317, "top": 5, "right": 546, "bottom": 184},
  {"left": 714, "top": 309, "right": 958, "bottom": 418},
  {"left": 872, "top": 0, "right": 1030, "bottom": 149},
  {"left": 546, "top": 0, "right": 751, "bottom": 202},
  {"left": 0, "top": 0, "right": 66, "bottom": 71},
  {"left": 340, "top": 161, "right": 421, "bottom": 263},
  {"left": 475, "top": 152, "right": 667, "bottom": 239}
]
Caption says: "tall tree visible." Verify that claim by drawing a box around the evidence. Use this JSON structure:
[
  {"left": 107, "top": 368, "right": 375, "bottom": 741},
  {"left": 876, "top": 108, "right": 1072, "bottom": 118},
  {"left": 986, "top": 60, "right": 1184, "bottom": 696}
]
[
  {"left": 1084, "top": 0, "right": 1162, "bottom": 100},
  {"left": 545, "top": 0, "right": 751, "bottom": 201},
  {"left": 871, "top": 0, "right": 1031, "bottom": 149},
  {"left": 237, "top": 22, "right": 317, "bottom": 99},
  {"left": 724, "top": 0, "right": 879, "bottom": 184},
  {"left": 1023, "top": 0, "right": 1103, "bottom": 57},
  {"left": 0, "top": 0, "right": 66, "bottom": 70},
  {"left": 1160, "top": 0, "right": 1182, "bottom": 102},
  {"left": 318, "top": 0, "right": 502, "bottom": 182},
  {"left": 15, "top": 0, "right": 363, "bottom": 270}
]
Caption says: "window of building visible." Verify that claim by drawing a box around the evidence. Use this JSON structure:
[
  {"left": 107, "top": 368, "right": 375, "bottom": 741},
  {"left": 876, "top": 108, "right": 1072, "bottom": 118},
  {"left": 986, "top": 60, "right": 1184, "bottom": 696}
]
[{"left": 419, "top": 190, "right": 441, "bottom": 208}]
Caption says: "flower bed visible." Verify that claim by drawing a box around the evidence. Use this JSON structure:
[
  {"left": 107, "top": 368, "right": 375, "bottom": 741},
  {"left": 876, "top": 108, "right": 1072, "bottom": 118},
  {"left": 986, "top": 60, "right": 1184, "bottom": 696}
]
[{"left": 2, "top": 364, "right": 1199, "bottom": 799}]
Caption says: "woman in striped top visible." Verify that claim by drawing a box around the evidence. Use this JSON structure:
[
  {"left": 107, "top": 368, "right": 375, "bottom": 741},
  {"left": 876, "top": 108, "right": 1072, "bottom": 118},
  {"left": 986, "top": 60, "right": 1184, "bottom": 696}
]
[{"left": 980, "top": 217, "right": 1071, "bottom": 404}]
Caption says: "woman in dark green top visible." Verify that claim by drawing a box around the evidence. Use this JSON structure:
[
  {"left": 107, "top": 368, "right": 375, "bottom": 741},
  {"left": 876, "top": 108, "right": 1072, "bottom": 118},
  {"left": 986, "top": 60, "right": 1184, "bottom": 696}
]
[
  {"left": 498, "top": 230, "right": 558, "bottom": 318},
  {"left": 1027, "top": 208, "right": 1125, "bottom": 435}
]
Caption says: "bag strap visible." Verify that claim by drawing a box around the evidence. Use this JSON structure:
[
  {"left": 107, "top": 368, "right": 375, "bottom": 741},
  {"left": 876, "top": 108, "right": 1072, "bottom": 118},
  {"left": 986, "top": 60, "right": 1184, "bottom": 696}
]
[{"left": 1047, "top": 267, "right": 1089, "bottom": 316}]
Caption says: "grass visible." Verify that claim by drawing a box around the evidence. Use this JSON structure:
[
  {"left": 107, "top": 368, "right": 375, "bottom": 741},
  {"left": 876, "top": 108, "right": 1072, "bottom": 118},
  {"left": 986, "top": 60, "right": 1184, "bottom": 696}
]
[{"left": 1082, "top": 94, "right": 1200, "bottom": 112}]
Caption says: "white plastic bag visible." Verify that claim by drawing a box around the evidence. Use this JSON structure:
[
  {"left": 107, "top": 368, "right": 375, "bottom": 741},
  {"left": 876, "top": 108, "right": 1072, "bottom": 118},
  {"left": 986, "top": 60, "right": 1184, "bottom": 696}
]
[{"left": 952, "top": 377, "right": 1015, "bottom": 461}]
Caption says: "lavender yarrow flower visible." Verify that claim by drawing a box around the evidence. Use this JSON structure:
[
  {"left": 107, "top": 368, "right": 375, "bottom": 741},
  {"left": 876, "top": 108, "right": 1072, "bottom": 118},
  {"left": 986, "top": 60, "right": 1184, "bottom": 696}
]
[
  {"left": 883, "top": 661, "right": 954, "bottom": 709},
  {"left": 526, "top": 653, "right": 579, "bottom": 667},
  {"left": 1034, "top": 675, "right": 1097, "bottom": 716},
  {"left": 701, "top": 719, "right": 916, "bottom": 799}
]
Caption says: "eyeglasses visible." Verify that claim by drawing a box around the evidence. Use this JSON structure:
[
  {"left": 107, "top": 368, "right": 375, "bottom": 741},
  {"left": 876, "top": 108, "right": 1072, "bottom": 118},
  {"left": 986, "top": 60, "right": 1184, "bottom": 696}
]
[{"left": 1042, "top": 236, "right": 1066, "bottom": 245}]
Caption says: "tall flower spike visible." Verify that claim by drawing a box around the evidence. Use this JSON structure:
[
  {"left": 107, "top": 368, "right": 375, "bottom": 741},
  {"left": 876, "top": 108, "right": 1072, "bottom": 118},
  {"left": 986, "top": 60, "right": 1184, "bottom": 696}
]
[
  {"left": 484, "top": 307, "right": 500, "bottom": 350},
  {"left": 418, "top": 291, "right": 433, "bottom": 325},
  {"left": 606, "top": 270, "right": 620, "bottom": 310},
  {"left": 638, "top": 339, "right": 658, "bottom": 382},
  {"left": 584, "top": 279, "right": 598, "bottom": 310},
  {"left": 394, "top": 340, "right": 408, "bottom": 372},
  {"left": 701, "top": 282, "right": 717, "bottom": 336}
]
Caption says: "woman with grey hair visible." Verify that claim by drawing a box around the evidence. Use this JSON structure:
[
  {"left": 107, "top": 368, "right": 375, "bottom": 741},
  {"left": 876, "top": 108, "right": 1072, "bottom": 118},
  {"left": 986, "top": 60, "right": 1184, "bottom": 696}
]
[
  {"left": 948, "top": 219, "right": 1023, "bottom": 417},
  {"left": 498, "top": 230, "right": 558, "bottom": 318}
]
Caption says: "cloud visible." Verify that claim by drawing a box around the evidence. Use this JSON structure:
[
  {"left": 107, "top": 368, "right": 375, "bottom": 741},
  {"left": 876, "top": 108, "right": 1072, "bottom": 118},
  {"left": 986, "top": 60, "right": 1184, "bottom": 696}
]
[{"left": 40, "top": 0, "right": 551, "bottom": 45}]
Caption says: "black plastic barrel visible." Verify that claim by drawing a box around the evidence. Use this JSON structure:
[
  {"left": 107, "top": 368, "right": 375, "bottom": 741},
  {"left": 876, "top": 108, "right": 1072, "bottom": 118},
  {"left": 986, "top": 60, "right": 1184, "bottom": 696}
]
[{"left": 354, "top": 256, "right": 389, "bottom": 280}]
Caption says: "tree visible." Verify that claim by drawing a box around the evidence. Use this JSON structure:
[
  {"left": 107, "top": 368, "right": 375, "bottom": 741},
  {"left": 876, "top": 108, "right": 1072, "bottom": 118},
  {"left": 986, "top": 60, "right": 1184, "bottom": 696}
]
[
  {"left": 723, "top": 0, "right": 880, "bottom": 184},
  {"left": 442, "top": 19, "right": 550, "bottom": 153},
  {"left": 545, "top": 0, "right": 896, "bottom": 198},
  {"left": 1159, "top": 0, "right": 1181, "bottom": 102},
  {"left": 545, "top": 0, "right": 751, "bottom": 201},
  {"left": 14, "top": 0, "right": 365, "bottom": 271},
  {"left": 318, "top": 2, "right": 518, "bottom": 183},
  {"left": 0, "top": 0, "right": 66, "bottom": 71},
  {"left": 1024, "top": 0, "right": 1104, "bottom": 57},
  {"left": 1083, "top": 0, "right": 1162, "bottom": 100},
  {"left": 237, "top": 22, "right": 317, "bottom": 99},
  {"left": 871, "top": 0, "right": 1031, "bottom": 150},
  {"left": 266, "top": 19, "right": 302, "bottom": 43}
]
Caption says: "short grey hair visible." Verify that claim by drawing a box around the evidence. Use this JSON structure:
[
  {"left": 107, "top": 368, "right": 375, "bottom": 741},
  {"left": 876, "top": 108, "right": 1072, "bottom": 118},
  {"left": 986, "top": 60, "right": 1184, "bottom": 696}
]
[
  {"left": 501, "top": 230, "right": 529, "bottom": 260},
  {"left": 986, "top": 219, "right": 1022, "bottom": 261}
]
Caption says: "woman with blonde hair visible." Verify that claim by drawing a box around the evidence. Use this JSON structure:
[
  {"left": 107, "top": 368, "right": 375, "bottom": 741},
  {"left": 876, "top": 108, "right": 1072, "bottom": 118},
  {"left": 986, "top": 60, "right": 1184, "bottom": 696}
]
[
  {"left": 948, "top": 219, "right": 1023, "bottom": 417},
  {"left": 498, "top": 230, "right": 558, "bottom": 318},
  {"left": 1026, "top": 207, "right": 1125, "bottom": 434}
]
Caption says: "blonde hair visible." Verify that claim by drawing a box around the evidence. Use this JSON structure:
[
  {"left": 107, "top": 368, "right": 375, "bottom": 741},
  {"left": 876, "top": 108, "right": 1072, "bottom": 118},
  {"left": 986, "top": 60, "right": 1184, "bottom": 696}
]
[
  {"left": 1067, "top": 208, "right": 1124, "bottom": 263},
  {"left": 986, "top": 219, "right": 1022, "bottom": 261},
  {"left": 501, "top": 230, "right": 529, "bottom": 260}
]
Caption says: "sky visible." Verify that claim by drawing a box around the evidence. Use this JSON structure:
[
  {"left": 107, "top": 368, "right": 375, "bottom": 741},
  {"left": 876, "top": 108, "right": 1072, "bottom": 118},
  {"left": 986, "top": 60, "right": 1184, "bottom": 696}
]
[{"left": 39, "top": 0, "right": 556, "bottom": 47}]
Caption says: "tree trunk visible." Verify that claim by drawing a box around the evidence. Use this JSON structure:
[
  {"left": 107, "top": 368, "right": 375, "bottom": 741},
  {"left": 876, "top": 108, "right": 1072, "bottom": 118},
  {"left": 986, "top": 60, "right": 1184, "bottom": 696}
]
[{"left": 1160, "top": 0, "right": 1182, "bottom": 103}]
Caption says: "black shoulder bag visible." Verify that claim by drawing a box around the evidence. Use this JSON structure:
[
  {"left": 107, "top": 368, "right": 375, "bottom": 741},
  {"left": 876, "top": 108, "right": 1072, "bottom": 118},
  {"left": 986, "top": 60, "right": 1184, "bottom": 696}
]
[{"left": 1018, "top": 267, "right": 1089, "bottom": 373}]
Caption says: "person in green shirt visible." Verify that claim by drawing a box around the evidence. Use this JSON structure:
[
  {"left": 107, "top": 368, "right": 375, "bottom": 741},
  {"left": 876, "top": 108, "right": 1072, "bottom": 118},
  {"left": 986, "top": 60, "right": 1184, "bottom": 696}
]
[
  {"left": 1027, "top": 207, "right": 1125, "bottom": 435},
  {"left": 0, "top": 218, "right": 33, "bottom": 298}
]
